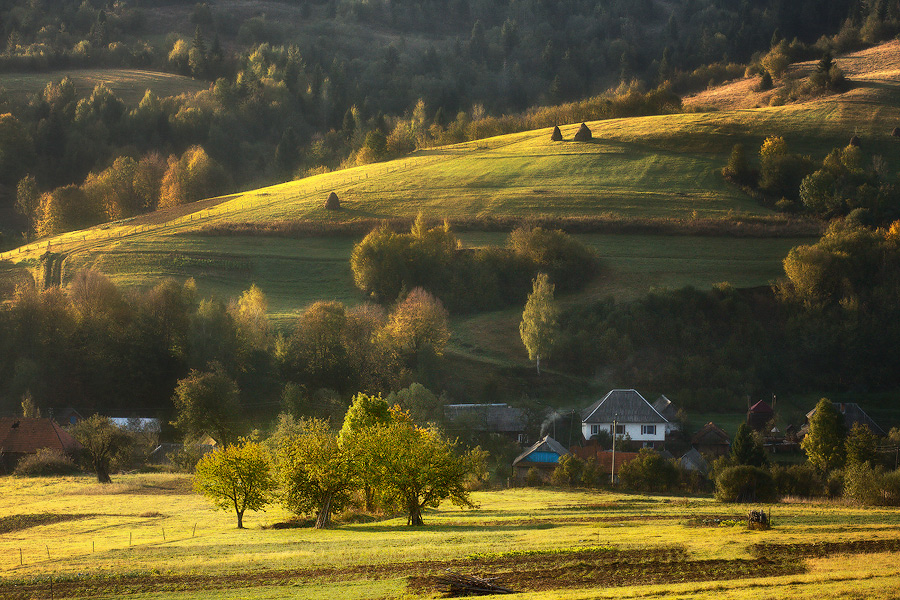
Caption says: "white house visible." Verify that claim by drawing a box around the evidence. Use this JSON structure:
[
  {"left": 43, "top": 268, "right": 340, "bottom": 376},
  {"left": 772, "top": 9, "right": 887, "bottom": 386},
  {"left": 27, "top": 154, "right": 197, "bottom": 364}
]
[{"left": 581, "top": 389, "right": 671, "bottom": 448}]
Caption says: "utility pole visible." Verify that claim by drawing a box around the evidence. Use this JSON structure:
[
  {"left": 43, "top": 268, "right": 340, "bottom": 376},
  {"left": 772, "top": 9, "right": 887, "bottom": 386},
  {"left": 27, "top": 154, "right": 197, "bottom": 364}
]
[{"left": 611, "top": 414, "right": 618, "bottom": 485}]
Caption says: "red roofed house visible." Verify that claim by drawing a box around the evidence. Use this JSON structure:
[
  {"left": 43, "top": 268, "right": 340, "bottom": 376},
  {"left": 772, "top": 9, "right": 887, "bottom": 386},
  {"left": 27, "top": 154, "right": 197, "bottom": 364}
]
[
  {"left": 747, "top": 400, "right": 774, "bottom": 431},
  {"left": 0, "top": 417, "right": 82, "bottom": 474}
]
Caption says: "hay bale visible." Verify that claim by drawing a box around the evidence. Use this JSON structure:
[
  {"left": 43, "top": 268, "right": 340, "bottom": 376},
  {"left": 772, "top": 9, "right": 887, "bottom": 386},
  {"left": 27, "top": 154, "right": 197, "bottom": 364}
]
[
  {"left": 849, "top": 135, "right": 861, "bottom": 147},
  {"left": 324, "top": 191, "right": 341, "bottom": 210},
  {"left": 550, "top": 126, "right": 563, "bottom": 141},
  {"left": 892, "top": 127, "right": 900, "bottom": 138},
  {"left": 573, "top": 122, "right": 592, "bottom": 142}
]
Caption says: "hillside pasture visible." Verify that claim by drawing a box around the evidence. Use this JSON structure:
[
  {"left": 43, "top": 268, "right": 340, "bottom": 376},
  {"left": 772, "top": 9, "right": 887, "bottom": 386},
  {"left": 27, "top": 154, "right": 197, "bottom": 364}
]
[
  {"left": 1, "top": 475, "right": 900, "bottom": 599},
  {"left": 0, "top": 69, "right": 209, "bottom": 105}
]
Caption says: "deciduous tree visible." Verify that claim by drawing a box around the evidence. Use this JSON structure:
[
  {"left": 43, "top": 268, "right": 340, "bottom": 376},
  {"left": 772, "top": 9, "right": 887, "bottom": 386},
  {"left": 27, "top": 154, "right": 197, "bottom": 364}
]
[
  {"left": 520, "top": 273, "right": 558, "bottom": 374},
  {"left": 369, "top": 419, "right": 486, "bottom": 526},
  {"left": 802, "top": 398, "right": 846, "bottom": 472},
  {"left": 194, "top": 436, "right": 275, "bottom": 528},
  {"left": 70, "top": 414, "right": 132, "bottom": 483},
  {"left": 275, "top": 416, "right": 354, "bottom": 528},
  {"left": 172, "top": 363, "right": 242, "bottom": 446}
]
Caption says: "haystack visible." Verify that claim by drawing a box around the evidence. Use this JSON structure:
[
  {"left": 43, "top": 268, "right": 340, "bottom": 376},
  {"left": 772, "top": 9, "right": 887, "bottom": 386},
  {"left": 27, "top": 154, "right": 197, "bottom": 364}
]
[
  {"left": 324, "top": 191, "right": 341, "bottom": 210},
  {"left": 892, "top": 127, "right": 900, "bottom": 138},
  {"left": 849, "top": 135, "right": 861, "bottom": 147},
  {"left": 550, "top": 126, "right": 563, "bottom": 141},
  {"left": 573, "top": 122, "right": 592, "bottom": 142}
]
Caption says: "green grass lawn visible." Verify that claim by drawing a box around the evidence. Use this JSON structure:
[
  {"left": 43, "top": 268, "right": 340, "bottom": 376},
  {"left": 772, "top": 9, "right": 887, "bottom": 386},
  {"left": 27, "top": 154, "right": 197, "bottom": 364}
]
[
  {"left": 0, "top": 69, "right": 209, "bottom": 105},
  {"left": 2, "top": 474, "right": 900, "bottom": 599}
]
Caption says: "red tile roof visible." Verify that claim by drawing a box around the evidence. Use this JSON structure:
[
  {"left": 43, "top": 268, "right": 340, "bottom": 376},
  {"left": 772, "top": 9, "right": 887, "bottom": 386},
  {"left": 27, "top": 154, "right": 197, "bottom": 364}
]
[{"left": 0, "top": 418, "right": 81, "bottom": 454}]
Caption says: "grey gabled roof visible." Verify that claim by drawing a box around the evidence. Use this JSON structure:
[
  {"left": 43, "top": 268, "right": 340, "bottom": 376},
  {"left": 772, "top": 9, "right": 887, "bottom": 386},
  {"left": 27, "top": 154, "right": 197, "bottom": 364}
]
[
  {"left": 806, "top": 402, "right": 886, "bottom": 437},
  {"left": 581, "top": 389, "right": 669, "bottom": 425},
  {"left": 652, "top": 395, "right": 677, "bottom": 421},
  {"left": 443, "top": 404, "right": 525, "bottom": 433},
  {"left": 512, "top": 435, "right": 570, "bottom": 466},
  {"left": 679, "top": 448, "right": 710, "bottom": 474}
]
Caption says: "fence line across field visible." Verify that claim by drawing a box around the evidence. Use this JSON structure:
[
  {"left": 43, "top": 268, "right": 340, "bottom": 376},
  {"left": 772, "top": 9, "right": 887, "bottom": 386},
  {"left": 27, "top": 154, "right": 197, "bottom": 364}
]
[{"left": 10, "top": 522, "right": 203, "bottom": 568}]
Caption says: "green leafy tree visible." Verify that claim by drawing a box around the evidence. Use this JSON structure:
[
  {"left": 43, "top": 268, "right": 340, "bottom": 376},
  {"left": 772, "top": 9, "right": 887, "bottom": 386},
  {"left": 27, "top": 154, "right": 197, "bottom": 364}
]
[
  {"left": 275, "top": 416, "right": 354, "bottom": 528},
  {"left": 70, "top": 414, "right": 132, "bottom": 483},
  {"left": 339, "top": 392, "right": 393, "bottom": 511},
  {"left": 370, "top": 419, "right": 486, "bottom": 526},
  {"left": 802, "top": 398, "right": 847, "bottom": 472},
  {"left": 194, "top": 436, "right": 275, "bottom": 528},
  {"left": 520, "top": 273, "right": 558, "bottom": 374},
  {"left": 172, "top": 363, "right": 242, "bottom": 446},
  {"left": 617, "top": 448, "right": 680, "bottom": 492},
  {"left": 731, "top": 423, "right": 768, "bottom": 467},
  {"left": 845, "top": 422, "right": 879, "bottom": 466}
]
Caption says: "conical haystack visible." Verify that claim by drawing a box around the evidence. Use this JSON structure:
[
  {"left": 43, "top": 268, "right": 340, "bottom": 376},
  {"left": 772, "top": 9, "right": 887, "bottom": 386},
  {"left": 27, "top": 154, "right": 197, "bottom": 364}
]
[
  {"left": 550, "top": 126, "right": 563, "bottom": 141},
  {"left": 573, "top": 122, "right": 592, "bottom": 142},
  {"left": 849, "top": 135, "right": 861, "bottom": 147},
  {"left": 324, "top": 191, "right": 341, "bottom": 210},
  {"left": 892, "top": 127, "right": 900, "bottom": 138}
]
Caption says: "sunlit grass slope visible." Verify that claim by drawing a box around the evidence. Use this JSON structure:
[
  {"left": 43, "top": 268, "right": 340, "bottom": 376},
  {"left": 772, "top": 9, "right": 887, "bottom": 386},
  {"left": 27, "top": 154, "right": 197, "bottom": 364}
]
[
  {"left": 7, "top": 40, "right": 900, "bottom": 319},
  {"left": 1, "top": 474, "right": 900, "bottom": 599}
]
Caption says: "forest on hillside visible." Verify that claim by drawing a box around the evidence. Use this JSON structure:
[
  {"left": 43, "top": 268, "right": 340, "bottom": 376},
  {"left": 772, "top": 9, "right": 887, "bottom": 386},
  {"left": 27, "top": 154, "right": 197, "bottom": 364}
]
[{"left": 1, "top": 0, "right": 899, "bottom": 244}]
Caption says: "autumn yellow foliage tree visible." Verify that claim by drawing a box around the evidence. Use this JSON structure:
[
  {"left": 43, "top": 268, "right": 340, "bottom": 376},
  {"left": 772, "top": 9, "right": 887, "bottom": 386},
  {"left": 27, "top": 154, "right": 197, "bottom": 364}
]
[{"left": 159, "top": 145, "right": 226, "bottom": 208}]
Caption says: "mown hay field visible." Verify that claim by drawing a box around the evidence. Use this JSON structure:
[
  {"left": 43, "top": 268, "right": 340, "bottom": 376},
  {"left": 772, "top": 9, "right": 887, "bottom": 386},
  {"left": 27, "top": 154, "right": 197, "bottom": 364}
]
[
  {"left": 1, "top": 474, "right": 900, "bottom": 599},
  {"left": 0, "top": 69, "right": 209, "bottom": 105}
]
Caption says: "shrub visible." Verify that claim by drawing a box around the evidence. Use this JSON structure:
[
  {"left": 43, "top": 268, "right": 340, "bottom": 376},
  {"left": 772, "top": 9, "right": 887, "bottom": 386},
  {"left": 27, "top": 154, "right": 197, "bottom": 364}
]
[
  {"left": 715, "top": 465, "right": 777, "bottom": 503},
  {"left": 771, "top": 463, "right": 824, "bottom": 498},
  {"left": 525, "top": 467, "right": 544, "bottom": 487},
  {"left": 618, "top": 448, "right": 679, "bottom": 492},
  {"left": 13, "top": 449, "right": 80, "bottom": 476},
  {"left": 551, "top": 454, "right": 584, "bottom": 486}
]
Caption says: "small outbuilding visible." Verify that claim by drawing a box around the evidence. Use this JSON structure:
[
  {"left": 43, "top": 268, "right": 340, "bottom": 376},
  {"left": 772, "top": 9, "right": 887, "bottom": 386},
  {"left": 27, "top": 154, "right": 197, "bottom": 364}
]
[
  {"left": 573, "top": 122, "right": 593, "bottom": 142},
  {"left": 550, "top": 126, "right": 563, "bottom": 141},
  {"left": 512, "top": 435, "right": 569, "bottom": 482},
  {"left": 747, "top": 399, "right": 774, "bottom": 431},
  {"left": 443, "top": 404, "right": 526, "bottom": 442},
  {"left": 691, "top": 422, "right": 731, "bottom": 457},
  {"left": 679, "top": 448, "right": 710, "bottom": 475},
  {"left": 0, "top": 417, "right": 82, "bottom": 473},
  {"left": 324, "top": 191, "right": 341, "bottom": 210},
  {"left": 804, "top": 402, "right": 886, "bottom": 437}
]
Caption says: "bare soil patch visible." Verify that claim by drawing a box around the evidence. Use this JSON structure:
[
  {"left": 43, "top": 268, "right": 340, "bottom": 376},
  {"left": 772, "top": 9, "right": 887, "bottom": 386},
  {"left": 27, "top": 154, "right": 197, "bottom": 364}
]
[
  {"left": 0, "top": 544, "right": 806, "bottom": 599},
  {"left": 753, "top": 538, "right": 900, "bottom": 559}
]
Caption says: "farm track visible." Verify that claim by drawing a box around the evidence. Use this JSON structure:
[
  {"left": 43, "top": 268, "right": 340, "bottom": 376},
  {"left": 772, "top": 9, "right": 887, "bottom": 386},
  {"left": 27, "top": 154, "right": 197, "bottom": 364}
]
[{"left": 0, "top": 545, "right": 806, "bottom": 599}]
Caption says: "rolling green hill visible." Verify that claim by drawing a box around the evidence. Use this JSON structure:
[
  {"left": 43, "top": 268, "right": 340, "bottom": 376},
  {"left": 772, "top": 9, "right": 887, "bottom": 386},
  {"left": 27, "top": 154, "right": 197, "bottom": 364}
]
[{"left": 4, "top": 42, "right": 900, "bottom": 376}]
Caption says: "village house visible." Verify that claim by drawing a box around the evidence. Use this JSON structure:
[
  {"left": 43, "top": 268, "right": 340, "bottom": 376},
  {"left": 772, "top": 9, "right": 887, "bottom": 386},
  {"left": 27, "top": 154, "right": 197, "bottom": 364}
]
[
  {"left": 581, "top": 389, "right": 673, "bottom": 449},
  {"left": 803, "top": 402, "right": 886, "bottom": 437},
  {"left": 0, "top": 417, "right": 81, "bottom": 474},
  {"left": 443, "top": 403, "right": 526, "bottom": 442},
  {"left": 512, "top": 435, "right": 570, "bottom": 482}
]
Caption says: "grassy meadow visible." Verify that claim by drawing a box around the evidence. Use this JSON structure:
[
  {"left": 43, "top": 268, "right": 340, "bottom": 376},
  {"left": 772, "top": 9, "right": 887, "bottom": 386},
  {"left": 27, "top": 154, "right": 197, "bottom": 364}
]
[
  {"left": 1, "top": 474, "right": 900, "bottom": 599},
  {"left": 0, "top": 69, "right": 209, "bottom": 105}
]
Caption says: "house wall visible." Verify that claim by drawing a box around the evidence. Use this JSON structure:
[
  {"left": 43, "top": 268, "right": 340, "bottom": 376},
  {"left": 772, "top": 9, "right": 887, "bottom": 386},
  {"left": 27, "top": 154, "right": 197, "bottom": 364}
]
[{"left": 582, "top": 422, "right": 667, "bottom": 444}]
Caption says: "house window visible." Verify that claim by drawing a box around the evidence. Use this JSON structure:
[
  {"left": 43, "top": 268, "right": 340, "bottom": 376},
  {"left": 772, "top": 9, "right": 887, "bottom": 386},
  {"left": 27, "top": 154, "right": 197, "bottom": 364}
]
[
  {"left": 641, "top": 425, "right": 657, "bottom": 436},
  {"left": 590, "top": 425, "right": 599, "bottom": 436},
  {"left": 610, "top": 424, "right": 625, "bottom": 435}
]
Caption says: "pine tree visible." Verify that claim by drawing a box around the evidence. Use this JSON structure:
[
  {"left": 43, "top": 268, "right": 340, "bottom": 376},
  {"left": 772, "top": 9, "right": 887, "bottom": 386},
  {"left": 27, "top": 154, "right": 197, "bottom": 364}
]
[{"left": 731, "top": 423, "right": 767, "bottom": 467}]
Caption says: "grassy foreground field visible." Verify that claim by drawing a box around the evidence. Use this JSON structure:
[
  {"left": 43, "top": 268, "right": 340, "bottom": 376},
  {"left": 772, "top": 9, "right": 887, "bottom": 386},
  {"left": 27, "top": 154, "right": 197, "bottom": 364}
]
[{"left": 2, "top": 474, "right": 900, "bottom": 599}]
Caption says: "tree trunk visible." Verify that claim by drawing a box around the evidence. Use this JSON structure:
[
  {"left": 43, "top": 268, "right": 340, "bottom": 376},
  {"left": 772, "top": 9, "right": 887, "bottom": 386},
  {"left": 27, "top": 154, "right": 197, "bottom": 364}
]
[
  {"left": 364, "top": 484, "right": 375, "bottom": 513},
  {"left": 95, "top": 459, "right": 111, "bottom": 483},
  {"left": 236, "top": 509, "right": 245, "bottom": 529},
  {"left": 536, "top": 354, "right": 541, "bottom": 375},
  {"left": 407, "top": 502, "right": 424, "bottom": 526},
  {"left": 316, "top": 494, "right": 333, "bottom": 529}
]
